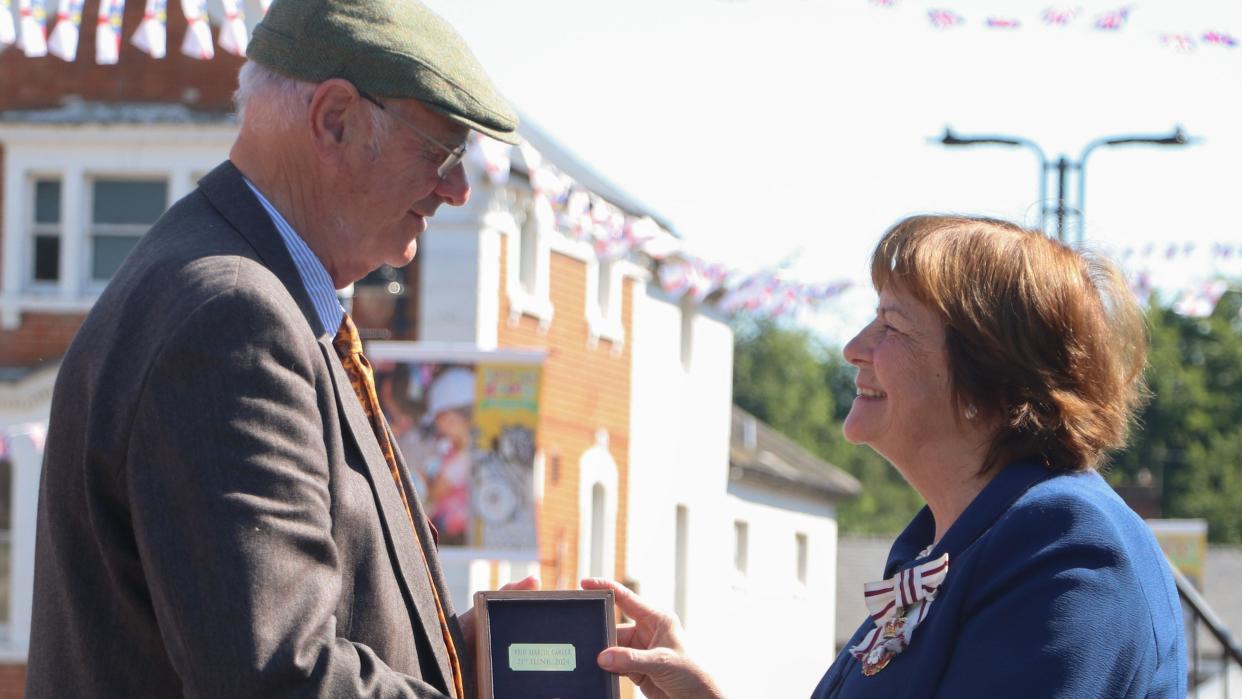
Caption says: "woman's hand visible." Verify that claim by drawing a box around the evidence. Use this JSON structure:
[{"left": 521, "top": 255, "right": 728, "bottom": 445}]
[{"left": 581, "top": 577, "right": 725, "bottom": 699}]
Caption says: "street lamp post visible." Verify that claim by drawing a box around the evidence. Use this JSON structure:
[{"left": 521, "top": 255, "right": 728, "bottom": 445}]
[{"left": 935, "top": 126, "right": 1195, "bottom": 244}]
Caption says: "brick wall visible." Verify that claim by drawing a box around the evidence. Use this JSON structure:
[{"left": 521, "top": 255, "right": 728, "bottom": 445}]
[
  {"left": 0, "top": 312, "right": 85, "bottom": 365},
  {"left": 0, "top": 0, "right": 244, "bottom": 112},
  {"left": 0, "top": 664, "right": 25, "bottom": 699},
  {"left": 496, "top": 238, "right": 633, "bottom": 591}
]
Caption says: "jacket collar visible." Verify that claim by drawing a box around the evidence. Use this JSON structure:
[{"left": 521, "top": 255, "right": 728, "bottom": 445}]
[
  {"left": 884, "top": 460, "right": 1061, "bottom": 577},
  {"left": 196, "top": 161, "right": 325, "bottom": 339}
]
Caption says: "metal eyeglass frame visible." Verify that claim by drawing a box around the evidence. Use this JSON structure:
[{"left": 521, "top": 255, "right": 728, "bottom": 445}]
[{"left": 357, "top": 89, "right": 467, "bottom": 179}]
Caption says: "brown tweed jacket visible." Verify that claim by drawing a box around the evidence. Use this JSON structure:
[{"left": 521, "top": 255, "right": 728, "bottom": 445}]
[{"left": 27, "top": 161, "right": 472, "bottom": 698}]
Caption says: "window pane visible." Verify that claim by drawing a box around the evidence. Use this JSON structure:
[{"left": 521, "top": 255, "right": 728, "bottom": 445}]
[
  {"left": 92, "top": 179, "right": 167, "bottom": 224},
  {"left": 92, "top": 234, "right": 141, "bottom": 280},
  {"left": 733, "top": 520, "right": 749, "bottom": 575},
  {"left": 34, "top": 234, "right": 61, "bottom": 281},
  {"left": 35, "top": 179, "right": 61, "bottom": 224}
]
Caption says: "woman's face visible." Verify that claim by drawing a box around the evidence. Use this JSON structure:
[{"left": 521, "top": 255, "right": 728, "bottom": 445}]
[{"left": 842, "top": 284, "right": 957, "bottom": 467}]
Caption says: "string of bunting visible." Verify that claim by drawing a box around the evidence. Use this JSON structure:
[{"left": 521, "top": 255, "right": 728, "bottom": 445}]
[
  {"left": 0, "top": 0, "right": 271, "bottom": 60},
  {"left": 1113, "top": 242, "right": 1242, "bottom": 318},
  {"left": 470, "top": 134, "right": 853, "bottom": 320},
  {"left": 870, "top": 1, "right": 1237, "bottom": 53}
]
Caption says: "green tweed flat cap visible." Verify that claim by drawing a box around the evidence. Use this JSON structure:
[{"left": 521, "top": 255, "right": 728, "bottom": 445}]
[{"left": 249, "top": 0, "right": 519, "bottom": 144}]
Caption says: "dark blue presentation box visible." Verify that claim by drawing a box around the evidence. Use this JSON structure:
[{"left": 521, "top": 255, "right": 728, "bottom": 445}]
[{"left": 474, "top": 590, "right": 620, "bottom": 699}]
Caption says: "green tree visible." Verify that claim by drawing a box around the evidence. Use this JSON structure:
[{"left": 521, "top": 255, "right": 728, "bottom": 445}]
[{"left": 1111, "top": 292, "right": 1242, "bottom": 542}]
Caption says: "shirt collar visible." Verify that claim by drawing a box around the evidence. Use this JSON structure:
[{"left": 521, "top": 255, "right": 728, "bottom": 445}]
[{"left": 242, "top": 179, "right": 344, "bottom": 336}]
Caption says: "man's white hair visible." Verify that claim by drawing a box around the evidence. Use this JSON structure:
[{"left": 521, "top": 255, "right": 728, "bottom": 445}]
[{"left": 233, "top": 61, "right": 390, "bottom": 155}]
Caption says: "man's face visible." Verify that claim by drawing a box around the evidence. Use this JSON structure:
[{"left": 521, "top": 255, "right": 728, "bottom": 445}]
[{"left": 332, "top": 99, "right": 471, "bottom": 285}]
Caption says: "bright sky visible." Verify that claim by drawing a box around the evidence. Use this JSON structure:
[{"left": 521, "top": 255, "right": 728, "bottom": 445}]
[{"left": 422, "top": 0, "right": 1242, "bottom": 346}]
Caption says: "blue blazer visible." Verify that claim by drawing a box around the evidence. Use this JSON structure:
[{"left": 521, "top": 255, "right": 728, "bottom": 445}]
[{"left": 813, "top": 461, "right": 1186, "bottom": 698}]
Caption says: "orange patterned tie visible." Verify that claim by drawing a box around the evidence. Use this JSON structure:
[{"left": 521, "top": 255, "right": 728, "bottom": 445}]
[{"left": 334, "top": 314, "right": 465, "bottom": 699}]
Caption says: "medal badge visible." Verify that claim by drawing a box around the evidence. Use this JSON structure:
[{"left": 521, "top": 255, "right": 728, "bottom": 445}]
[{"left": 849, "top": 552, "right": 949, "bottom": 677}]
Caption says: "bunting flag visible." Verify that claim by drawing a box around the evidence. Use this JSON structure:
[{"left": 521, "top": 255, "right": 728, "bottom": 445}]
[
  {"left": 1173, "top": 280, "right": 1229, "bottom": 318},
  {"left": 179, "top": 0, "right": 211, "bottom": 60},
  {"left": 1202, "top": 31, "right": 1238, "bottom": 47},
  {"left": 1093, "top": 6, "right": 1132, "bottom": 31},
  {"left": 0, "top": 421, "right": 48, "bottom": 461},
  {"left": 1161, "top": 33, "right": 1197, "bottom": 53},
  {"left": 258, "top": 0, "right": 270, "bottom": 15},
  {"left": 130, "top": 0, "right": 167, "bottom": 58},
  {"left": 16, "top": 0, "right": 48, "bottom": 57},
  {"left": 0, "top": 0, "right": 15, "bottom": 46},
  {"left": 94, "top": 0, "right": 123, "bottom": 65},
  {"left": 927, "top": 9, "right": 963, "bottom": 30},
  {"left": 217, "top": 0, "right": 247, "bottom": 56},
  {"left": 985, "top": 17, "right": 1021, "bottom": 30},
  {"left": 1041, "top": 7, "right": 1078, "bottom": 26},
  {"left": 45, "top": 0, "right": 82, "bottom": 61},
  {"left": 464, "top": 131, "right": 857, "bottom": 322}
]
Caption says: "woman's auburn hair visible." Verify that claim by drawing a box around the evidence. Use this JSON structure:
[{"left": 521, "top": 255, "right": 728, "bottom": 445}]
[{"left": 870, "top": 214, "right": 1149, "bottom": 473}]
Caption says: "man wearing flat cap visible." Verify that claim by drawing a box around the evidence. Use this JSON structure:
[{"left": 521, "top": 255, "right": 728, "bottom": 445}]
[{"left": 26, "top": 1, "right": 531, "bottom": 696}]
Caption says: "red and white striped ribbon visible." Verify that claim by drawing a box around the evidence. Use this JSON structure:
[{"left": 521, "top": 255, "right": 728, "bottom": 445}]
[{"left": 849, "top": 552, "right": 949, "bottom": 667}]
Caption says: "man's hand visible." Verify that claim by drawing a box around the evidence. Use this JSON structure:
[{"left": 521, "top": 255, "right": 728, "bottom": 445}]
[
  {"left": 458, "top": 575, "right": 540, "bottom": 654},
  {"left": 581, "top": 577, "right": 725, "bottom": 699}
]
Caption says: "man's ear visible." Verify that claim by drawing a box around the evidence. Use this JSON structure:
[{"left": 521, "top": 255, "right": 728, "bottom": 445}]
[{"left": 308, "top": 79, "right": 363, "bottom": 159}]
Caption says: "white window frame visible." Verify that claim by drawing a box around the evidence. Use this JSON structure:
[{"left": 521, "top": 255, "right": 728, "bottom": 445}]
[
  {"left": 577, "top": 431, "right": 618, "bottom": 583},
  {"left": 0, "top": 364, "right": 57, "bottom": 660},
  {"left": 501, "top": 188, "right": 554, "bottom": 328},
  {"left": 0, "top": 123, "right": 236, "bottom": 329},
  {"left": 585, "top": 255, "right": 625, "bottom": 348},
  {"left": 84, "top": 175, "right": 170, "bottom": 291}
]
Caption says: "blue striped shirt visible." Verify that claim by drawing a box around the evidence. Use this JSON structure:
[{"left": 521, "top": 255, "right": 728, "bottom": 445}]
[{"left": 243, "top": 179, "right": 344, "bottom": 336}]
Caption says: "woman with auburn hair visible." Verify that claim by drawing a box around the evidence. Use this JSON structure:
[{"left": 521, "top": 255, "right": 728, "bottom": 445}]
[{"left": 584, "top": 215, "right": 1186, "bottom": 698}]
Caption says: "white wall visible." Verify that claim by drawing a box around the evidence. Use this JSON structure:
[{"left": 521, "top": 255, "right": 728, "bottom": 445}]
[
  {"left": 720, "top": 481, "right": 840, "bottom": 697},
  {"left": 627, "top": 284, "right": 844, "bottom": 698}
]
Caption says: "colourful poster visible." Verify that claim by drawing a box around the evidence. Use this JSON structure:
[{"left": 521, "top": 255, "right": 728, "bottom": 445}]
[
  {"left": 1147, "top": 518, "right": 1208, "bottom": 589},
  {"left": 369, "top": 344, "right": 545, "bottom": 551}
]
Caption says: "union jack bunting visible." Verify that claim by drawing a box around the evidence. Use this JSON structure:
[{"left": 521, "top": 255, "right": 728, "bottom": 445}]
[
  {"left": 850, "top": 553, "right": 950, "bottom": 676},
  {"left": 94, "top": 0, "right": 122, "bottom": 64},
  {"left": 926, "top": 9, "right": 962, "bottom": 30},
  {"left": 131, "top": 0, "right": 168, "bottom": 58},
  {"left": 1094, "top": 6, "right": 1131, "bottom": 31},
  {"left": 985, "top": 17, "right": 1021, "bottom": 30},
  {"left": 1041, "top": 7, "right": 1078, "bottom": 26},
  {"left": 16, "top": 0, "right": 48, "bottom": 57},
  {"left": 180, "top": 0, "right": 212, "bottom": 59},
  {"left": 46, "top": 0, "right": 84, "bottom": 61},
  {"left": 0, "top": 0, "right": 15, "bottom": 46},
  {"left": 1161, "top": 33, "right": 1196, "bottom": 52},
  {"left": 1202, "top": 31, "right": 1238, "bottom": 47},
  {"left": 217, "top": 0, "right": 247, "bottom": 57}
]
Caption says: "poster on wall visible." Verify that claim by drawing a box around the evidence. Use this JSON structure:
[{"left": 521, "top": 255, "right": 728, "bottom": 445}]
[{"left": 369, "top": 343, "right": 546, "bottom": 552}]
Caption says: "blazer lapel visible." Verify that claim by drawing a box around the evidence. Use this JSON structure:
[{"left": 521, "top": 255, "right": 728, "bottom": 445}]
[{"left": 318, "top": 339, "right": 456, "bottom": 689}]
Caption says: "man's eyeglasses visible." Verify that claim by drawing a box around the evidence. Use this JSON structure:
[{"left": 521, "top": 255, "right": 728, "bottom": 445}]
[{"left": 358, "top": 90, "right": 467, "bottom": 179}]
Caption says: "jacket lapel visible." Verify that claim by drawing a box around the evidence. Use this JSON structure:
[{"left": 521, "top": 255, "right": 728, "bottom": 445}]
[
  {"left": 199, "top": 160, "right": 457, "bottom": 689},
  {"left": 318, "top": 339, "right": 456, "bottom": 690}
]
